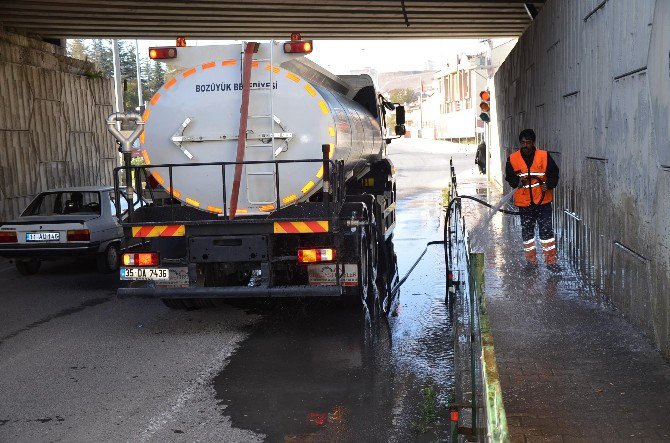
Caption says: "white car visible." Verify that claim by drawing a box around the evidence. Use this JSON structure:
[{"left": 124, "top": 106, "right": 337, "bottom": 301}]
[{"left": 0, "top": 186, "right": 140, "bottom": 275}]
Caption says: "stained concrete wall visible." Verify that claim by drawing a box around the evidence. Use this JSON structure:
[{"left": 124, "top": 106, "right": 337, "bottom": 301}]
[
  {"left": 0, "top": 29, "right": 116, "bottom": 221},
  {"left": 493, "top": 0, "right": 670, "bottom": 359}
]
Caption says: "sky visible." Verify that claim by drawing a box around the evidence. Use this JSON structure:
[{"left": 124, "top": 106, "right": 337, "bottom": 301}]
[{"left": 132, "top": 38, "right": 506, "bottom": 74}]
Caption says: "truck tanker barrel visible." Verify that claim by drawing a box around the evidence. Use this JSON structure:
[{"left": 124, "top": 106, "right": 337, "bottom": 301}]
[{"left": 142, "top": 42, "right": 386, "bottom": 216}]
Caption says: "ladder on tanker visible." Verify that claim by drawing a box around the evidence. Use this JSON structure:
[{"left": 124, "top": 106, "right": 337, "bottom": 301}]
[{"left": 244, "top": 40, "right": 282, "bottom": 207}]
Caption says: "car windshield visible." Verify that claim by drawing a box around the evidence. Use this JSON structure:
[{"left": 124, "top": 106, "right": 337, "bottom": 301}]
[{"left": 22, "top": 191, "right": 101, "bottom": 216}]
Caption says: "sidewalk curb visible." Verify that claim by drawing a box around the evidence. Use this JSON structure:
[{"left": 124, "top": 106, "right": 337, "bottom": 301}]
[{"left": 472, "top": 252, "right": 509, "bottom": 442}]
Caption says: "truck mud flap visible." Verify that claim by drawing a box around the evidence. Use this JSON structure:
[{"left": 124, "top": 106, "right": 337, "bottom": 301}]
[{"left": 117, "top": 285, "right": 342, "bottom": 299}]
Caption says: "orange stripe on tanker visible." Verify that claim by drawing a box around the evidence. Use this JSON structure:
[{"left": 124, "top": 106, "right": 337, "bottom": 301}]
[
  {"left": 152, "top": 172, "right": 165, "bottom": 185},
  {"left": 164, "top": 78, "right": 177, "bottom": 90},
  {"left": 149, "top": 92, "right": 161, "bottom": 106},
  {"left": 304, "top": 84, "right": 316, "bottom": 97}
]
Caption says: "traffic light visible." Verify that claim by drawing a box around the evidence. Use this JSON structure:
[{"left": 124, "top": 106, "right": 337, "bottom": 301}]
[{"left": 479, "top": 90, "right": 491, "bottom": 123}]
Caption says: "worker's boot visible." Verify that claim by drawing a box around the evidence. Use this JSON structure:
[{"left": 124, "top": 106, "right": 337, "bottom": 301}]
[
  {"left": 541, "top": 237, "right": 558, "bottom": 268},
  {"left": 523, "top": 239, "right": 537, "bottom": 266}
]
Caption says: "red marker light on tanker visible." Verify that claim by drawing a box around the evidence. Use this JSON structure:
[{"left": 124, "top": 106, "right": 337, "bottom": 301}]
[
  {"left": 149, "top": 47, "right": 178, "bottom": 60},
  {"left": 176, "top": 36, "right": 186, "bottom": 47},
  {"left": 283, "top": 40, "right": 313, "bottom": 54},
  {"left": 290, "top": 32, "right": 302, "bottom": 41},
  {"left": 297, "top": 248, "right": 335, "bottom": 263},
  {"left": 122, "top": 253, "right": 159, "bottom": 267}
]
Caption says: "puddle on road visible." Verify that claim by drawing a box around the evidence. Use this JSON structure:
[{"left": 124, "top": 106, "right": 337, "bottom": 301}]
[
  {"left": 213, "top": 300, "right": 397, "bottom": 441},
  {"left": 213, "top": 191, "right": 455, "bottom": 442}
]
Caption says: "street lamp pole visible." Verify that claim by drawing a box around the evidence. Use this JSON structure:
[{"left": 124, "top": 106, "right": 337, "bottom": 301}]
[
  {"left": 112, "top": 39, "right": 123, "bottom": 112},
  {"left": 135, "top": 39, "right": 143, "bottom": 109}
]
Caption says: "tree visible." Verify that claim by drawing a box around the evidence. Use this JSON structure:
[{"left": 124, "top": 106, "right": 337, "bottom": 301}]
[
  {"left": 119, "top": 41, "right": 138, "bottom": 81},
  {"left": 145, "top": 60, "right": 166, "bottom": 100},
  {"left": 389, "top": 88, "right": 419, "bottom": 105},
  {"left": 124, "top": 79, "right": 140, "bottom": 111},
  {"left": 115, "top": 41, "right": 142, "bottom": 110},
  {"left": 67, "top": 39, "right": 88, "bottom": 61},
  {"left": 86, "top": 39, "right": 114, "bottom": 76}
]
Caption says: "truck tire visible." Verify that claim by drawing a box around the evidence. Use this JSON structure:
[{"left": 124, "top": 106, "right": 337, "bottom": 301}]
[
  {"left": 377, "top": 239, "right": 398, "bottom": 316},
  {"left": 97, "top": 243, "right": 120, "bottom": 274},
  {"left": 16, "top": 259, "right": 41, "bottom": 275},
  {"left": 359, "top": 229, "right": 373, "bottom": 306}
]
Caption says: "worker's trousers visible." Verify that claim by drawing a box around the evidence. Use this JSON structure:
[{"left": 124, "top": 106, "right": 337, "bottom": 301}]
[{"left": 518, "top": 203, "right": 557, "bottom": 265}]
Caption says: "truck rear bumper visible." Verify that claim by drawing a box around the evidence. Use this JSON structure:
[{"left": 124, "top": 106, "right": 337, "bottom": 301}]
[{"left": 117, "top": 284, "right": 342, "bottom": 299}]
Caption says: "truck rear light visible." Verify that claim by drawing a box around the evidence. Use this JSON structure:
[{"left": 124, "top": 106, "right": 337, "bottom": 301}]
[
  {"left": 283, "top": 41, "right": 313, "bottom": 54},
  {"left": 67, "top": 229, "right": 90, "bottom": 242},
  {"left": 149, "top": 47, "right": 177, "bottom": 60},
  {"left": 298, "top": 248, "right": 335, "bottom": 263},
  {"left": 122, "top": 253, "right": 159, "bottom": 267},
  {"left": 0, "top": 231, "right": 17, "bottom": 243}
]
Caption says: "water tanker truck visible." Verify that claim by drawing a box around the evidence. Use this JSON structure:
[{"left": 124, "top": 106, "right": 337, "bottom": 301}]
[{"left": 112, "top": 39, "right": 404, "bottom": 311}]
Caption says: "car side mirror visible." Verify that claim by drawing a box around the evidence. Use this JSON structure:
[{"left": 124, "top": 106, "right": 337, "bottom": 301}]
[{"left": 395, "top": 124, "right": 406, "bottom": 136}]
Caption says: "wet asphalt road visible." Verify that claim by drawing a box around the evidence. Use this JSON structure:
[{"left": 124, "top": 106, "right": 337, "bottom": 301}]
[{"left": 0, "top": 138, "right": 476, "bottom": 442}]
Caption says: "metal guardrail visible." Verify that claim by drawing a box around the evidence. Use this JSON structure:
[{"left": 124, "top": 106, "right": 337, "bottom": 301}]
[{"left": 445, "top": 159, "right": 509, "bottom": 442}]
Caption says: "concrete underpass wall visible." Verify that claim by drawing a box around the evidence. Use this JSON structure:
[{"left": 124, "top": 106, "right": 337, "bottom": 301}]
[
  {"left": 0, "top": 30, "right": 116, "bottom": 220},
  {"left": 493, "top": 0, "right": 670, "bottom": 359}
]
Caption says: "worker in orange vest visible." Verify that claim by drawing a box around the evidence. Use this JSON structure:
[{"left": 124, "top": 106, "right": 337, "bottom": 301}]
[{"left": 505, "top": 129, "right": 560, "bottom": 268}]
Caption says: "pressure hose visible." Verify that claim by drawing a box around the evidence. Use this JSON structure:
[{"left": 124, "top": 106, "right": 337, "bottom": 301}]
[{"left": 390, "top": 176, "right": 547, "bottom": 296}]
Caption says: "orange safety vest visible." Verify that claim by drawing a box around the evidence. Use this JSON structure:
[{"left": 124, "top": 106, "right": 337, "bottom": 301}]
[{"left": 509, "top": 148, "right": 553, "bottom": 207}]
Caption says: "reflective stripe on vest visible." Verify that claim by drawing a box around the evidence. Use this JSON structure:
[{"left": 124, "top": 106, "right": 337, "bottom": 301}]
[{"left": 510, "top": 149, "right": 554, "bottom": 207}]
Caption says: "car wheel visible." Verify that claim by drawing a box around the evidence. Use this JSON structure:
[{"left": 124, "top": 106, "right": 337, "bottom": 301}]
[
  {"left": 97, "top": 243, "right": 120, "bottom": 273},
  {"left": 16, "top": 259, "right": 41, "bottom": 275}
]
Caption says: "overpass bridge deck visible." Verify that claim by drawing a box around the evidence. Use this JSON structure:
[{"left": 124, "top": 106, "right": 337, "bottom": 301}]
[{"left": 459, "top": 178, "right": 670, "bottom": 442}]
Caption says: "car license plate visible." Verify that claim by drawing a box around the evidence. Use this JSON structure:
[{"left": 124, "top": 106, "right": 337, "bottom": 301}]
[
  {"left": 26, "top": 232, "right": 60, "bottom": 242},
  {"left": 120, "top": 267, "right": 169, "bottom": 281},
  {"left": 307, "top": 264, "right": 358, "bottom": 286}
]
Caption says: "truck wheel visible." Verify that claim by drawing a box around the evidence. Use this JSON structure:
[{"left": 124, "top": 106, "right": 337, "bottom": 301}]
[
  {"left": 97, "top": 243, "right": 120, "bottom": 273},
  {"left": 376, "top": 238, "right": 398, "bottom": 316},
  {"left": 16, "top": 259, "right": 41, "bottom": 275},
  {"left": 378, "top": 256, "right": 398, "bottom": 316}
]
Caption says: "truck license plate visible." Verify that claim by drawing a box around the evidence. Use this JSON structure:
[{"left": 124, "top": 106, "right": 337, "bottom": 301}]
[
  {"left": 156, "top": 267, "right": 190, "bottom": 288},
  {"left": 307, "top": 264, "right": 358, "bottom": 286},
  {"left": 120, "top": 267, "right": 169, "bottom": 281},
  {"left": 26, "top": 232, "right": 59, "bottom": 242}
]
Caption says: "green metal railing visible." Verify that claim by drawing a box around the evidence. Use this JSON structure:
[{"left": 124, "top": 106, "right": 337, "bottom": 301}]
[{"left": 445, "top": 159, "right": 509, "bottom": 442}]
